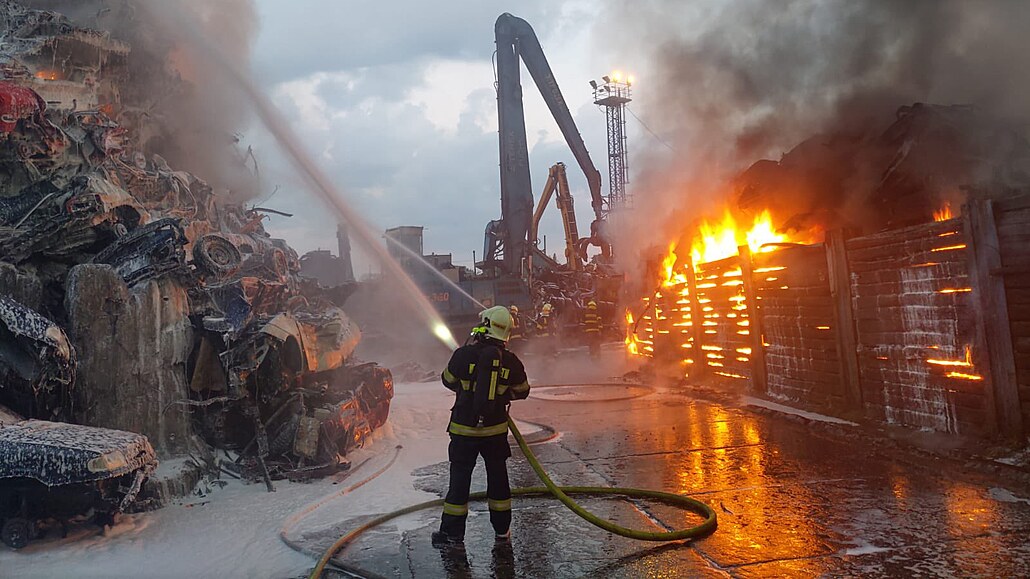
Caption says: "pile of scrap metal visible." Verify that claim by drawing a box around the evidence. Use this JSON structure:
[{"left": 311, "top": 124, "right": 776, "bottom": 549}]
[
  {"left": 530, "top": 262, "right": 620, "bottom": 339},
  {"left": 0, "top": 0, "right": 392, "bottom": 523}
]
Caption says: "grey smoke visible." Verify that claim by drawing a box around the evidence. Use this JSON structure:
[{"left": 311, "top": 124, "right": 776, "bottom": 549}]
[
  {"left": 23, "top": 0, "right": 261, "bottom": 199},
  {"left": 598, "top": 0, "right": 1030, "bottom": 257}
]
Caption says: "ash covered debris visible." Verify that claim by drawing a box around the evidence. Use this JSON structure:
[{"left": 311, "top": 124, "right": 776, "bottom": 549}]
[
  {"left": 0, "top": 0, "right": 393, "bottom": 518},
  {"left": 0, "top": 402, "right": 158, "bottom": 549}
]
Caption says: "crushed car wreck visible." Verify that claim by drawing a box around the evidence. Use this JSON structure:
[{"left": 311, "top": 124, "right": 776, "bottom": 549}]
[
  {"left": 0, "top": 296, "right": 74, "bottom": 422},
  {"left": 0, "top": 0, "right": 395, "bottom": 546},
  {"left": 0, "top": 403, "right": 157, "bottom": 549}
]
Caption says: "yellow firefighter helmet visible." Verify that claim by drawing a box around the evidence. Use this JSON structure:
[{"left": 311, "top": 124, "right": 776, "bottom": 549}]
[
  {"left": 541, "top": 303, "right": 553, "bottom": 316},
  {"left": 478, "top": 305, "right": 513, "bottom": 342}
]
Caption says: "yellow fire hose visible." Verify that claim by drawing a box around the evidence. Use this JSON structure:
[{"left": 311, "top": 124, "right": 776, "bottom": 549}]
[{"left": 309, "top": 419, "right": 718, "bottom": 578}]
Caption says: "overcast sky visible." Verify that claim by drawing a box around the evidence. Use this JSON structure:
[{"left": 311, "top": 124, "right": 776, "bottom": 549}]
[{"left": 247, "top": 0, "right": 648, "bottom": 272}]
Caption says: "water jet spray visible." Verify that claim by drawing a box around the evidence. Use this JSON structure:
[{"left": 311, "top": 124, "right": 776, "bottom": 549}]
[{"left": 145, "top": 2, "right": 460, "bottom": 350}]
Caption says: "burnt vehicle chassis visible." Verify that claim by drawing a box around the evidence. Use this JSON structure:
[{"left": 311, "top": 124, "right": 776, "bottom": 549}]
[
  {"left": 0, "top": 409, "right": 157, "bottom": 550},
  {"left": 188, "top": 306, "right": 393, "bottom": 489}
]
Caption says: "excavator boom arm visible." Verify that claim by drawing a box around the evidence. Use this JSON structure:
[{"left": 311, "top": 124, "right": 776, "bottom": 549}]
[{"left": 494, "top": 13, "right": 606, "bottom": 273}]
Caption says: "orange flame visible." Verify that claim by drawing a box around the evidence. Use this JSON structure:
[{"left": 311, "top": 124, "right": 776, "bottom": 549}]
[
  {"left": 690, "top": 209, "right": 788, "bottom": 265},
  {"left": 624, "top": 309, "right": 642, "bottom": 356},
  {"left": 933, "top": 202, "right": 953, "bottom": 222},
  {"left": 927, "top": 345, "right": 974, "bottom": 368}
]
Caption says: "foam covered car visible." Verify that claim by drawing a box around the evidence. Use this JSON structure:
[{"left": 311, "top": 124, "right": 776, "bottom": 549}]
[{"left": 0, "top": 405, "right": 157, "bottom": 549}]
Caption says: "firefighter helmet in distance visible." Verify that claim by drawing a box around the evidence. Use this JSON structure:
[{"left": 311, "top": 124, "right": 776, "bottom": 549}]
[
  {"left": 509, "top": 305, "right": 519, "bottom": 314},
  {"left": 478, "top": 305, "right": 513, "bottom": 341},
  {"left": 541, "top": 303, "right": 553, "bottom": 316}
]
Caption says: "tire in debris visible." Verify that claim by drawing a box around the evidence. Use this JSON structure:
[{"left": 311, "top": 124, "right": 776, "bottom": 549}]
[
  {"left": 268, "top": 413, "right": 301, "bottom": 458},
  {"left": 1, "top": 517, "right": 31, "bottom": 550},
  {"left": 193, "top": 234, "right": 242, "bottom": 280},
  {"left": 266, "top": 248, "right": 289, "bottom": 280}
]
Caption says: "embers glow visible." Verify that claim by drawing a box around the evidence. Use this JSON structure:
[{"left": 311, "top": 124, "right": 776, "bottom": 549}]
[
  {"left": 932, "top": 244, "right": 967, "bottom": 252},
  {"left": 946, "top": 371, "right": 983, "bottom": 381},
  {"left": 939, "top": 288, "right": 972, "bottom": 294},
  {"left": 927, "top": 345, "right": 974, "bottom": 368},
  {"left": 714, "top": 371, "right": 747, "bottom": 380},
  {"left": 933, "top": 201, "right": 954, "bottom": 222}
]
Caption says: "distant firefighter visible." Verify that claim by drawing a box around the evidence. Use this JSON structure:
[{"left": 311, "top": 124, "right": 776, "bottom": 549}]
[{"left": 583, "top": 299, "right": 601, "bottom": 358}]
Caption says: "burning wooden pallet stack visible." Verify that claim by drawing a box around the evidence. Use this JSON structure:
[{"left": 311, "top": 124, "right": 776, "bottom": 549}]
[{"left": 628, "top": 104, "right": 1030, "bottom": 441}]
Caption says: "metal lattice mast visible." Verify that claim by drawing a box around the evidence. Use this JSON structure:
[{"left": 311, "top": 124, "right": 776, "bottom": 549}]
[{"left": 592, "top": 74, "right": 632, "bottom": 216}]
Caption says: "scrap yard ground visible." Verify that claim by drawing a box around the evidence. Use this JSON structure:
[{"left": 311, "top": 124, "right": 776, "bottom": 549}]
[{"left": 4, "top": 347, "right": 1030, "bottom": 578}]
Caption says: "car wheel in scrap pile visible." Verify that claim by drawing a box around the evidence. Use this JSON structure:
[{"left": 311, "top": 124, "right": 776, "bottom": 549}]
[
  {"left": 193, "top": 235, "right": 242, "bottom": 281},
  {"left": 94, "top": 510, "right": 116, "bottom": 528},
  {"left": 266, "top": 248, "right": 289, "bottom": 281},
  {"left": 1, "top": 517, "right": 31, "bottom": 550},
  {"left": 268, "top": 413, "right": 301, "bottom": 458},
  {"left": 362, "top": 366, "right": 394, "bottom": 429}
]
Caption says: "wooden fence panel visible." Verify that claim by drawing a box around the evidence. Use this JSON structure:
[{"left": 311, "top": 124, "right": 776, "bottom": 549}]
[
  {"left": 752, "top": 244, "right": 843, "bottom": 409},
  {"left": 846, "top": 217, "right": 988, "bottom": 435},
  {"left": 995, "top": 194, "right": 1030, "bottom": 436},
  {"left": 694, "top": 256, "right": 751, "bottom": 381}
]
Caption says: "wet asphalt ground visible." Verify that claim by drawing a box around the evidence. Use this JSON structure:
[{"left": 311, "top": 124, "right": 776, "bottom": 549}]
[{"left": 317, "top": 350, "right": 1030, "bottom": 578}]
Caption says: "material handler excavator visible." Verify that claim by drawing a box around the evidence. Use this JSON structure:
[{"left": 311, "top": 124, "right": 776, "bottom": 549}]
[{"left": 483, "top": 13, "right": 621, "bottom": 333}]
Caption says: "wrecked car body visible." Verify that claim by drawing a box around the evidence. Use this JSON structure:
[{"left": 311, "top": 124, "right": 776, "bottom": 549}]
[
  {"left": 0, "top": 174, "right": 149, "bottom": 264},
  {"left": 192, "top": 307, "right": 393, "bottom": 485},
  {"left": 0, "top": 404, "right": 157, "bottom": 549},
  {"left": 0, "top": 295, "right": 74, "bottom": 421}
]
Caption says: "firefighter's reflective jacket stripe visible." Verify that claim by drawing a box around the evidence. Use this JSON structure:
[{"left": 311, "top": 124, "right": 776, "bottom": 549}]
[
  {"left": 488, "top": 358, "right": 500, "bottom": 400},
  {"left": 536, "top": 315, "right": 551, "bottom": 337},
  {"left": 584, "top": 303, "right": 601, "bottom": 333},
  {"left": 488, "top": 498, "right": 512, "bottom": 511},
  {"left": 443, "top": 502, "right": 469, "bottom": 516},
  {"left": 448, "top": 421, "right": 509, "bottom": 437},
  {"left": 442, "top": 368, "right": 459, "bottom": 386},
  {"left": 441, "top": 341, "right": 530, "bottom": 436}
]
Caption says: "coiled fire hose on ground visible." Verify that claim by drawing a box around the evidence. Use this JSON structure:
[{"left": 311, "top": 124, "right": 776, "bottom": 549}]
[{"left": 308, "top": 419, "right": 718, "bottom": 578}]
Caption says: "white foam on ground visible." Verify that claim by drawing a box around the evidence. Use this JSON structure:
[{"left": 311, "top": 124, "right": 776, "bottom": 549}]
[
  {"left": 989, "top": 487, "right": 1030, "bottom": 506},
  {"left": 0, "top": 381, "right": 460, "bottom": 578},
  {"left": 743, "top": 396, "right": 859, "bottom": 426},
  {"left": 843, "top": 543, "right": 893, "bottom": 556}
]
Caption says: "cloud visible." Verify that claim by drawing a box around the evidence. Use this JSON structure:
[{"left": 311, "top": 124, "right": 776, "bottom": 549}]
[
  {"left": 252, "top": 1, "right": 558, "bottom": 84},
  {"left": 252, "top": 0, "right": 614, "bottom": 274}
]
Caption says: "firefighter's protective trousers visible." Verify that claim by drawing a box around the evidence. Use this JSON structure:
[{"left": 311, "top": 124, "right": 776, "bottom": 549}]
[{"left": 440, "top": 433, "right": 513, "bottom": 537}]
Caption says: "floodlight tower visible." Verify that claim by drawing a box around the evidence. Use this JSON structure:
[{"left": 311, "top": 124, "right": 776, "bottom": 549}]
[{"left": 591, "top": 72, "right": 632, "bottom": 216}]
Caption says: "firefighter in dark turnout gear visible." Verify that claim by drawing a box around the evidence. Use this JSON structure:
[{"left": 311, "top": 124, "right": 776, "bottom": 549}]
[
  {"left": 433, "top": 306, "right": 531, "bottom": 546},
  {"left": 584, "top": 298, "right": 602, "bottom": 358}
]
